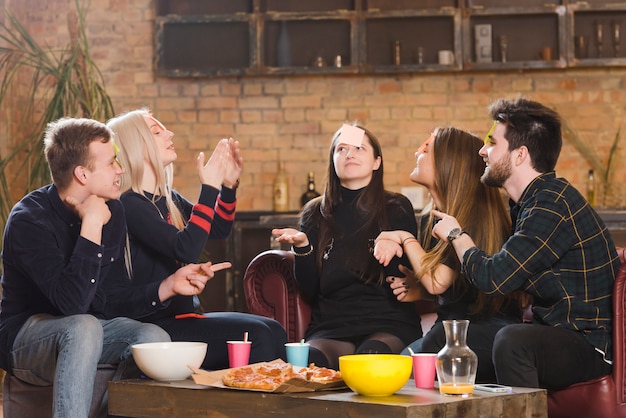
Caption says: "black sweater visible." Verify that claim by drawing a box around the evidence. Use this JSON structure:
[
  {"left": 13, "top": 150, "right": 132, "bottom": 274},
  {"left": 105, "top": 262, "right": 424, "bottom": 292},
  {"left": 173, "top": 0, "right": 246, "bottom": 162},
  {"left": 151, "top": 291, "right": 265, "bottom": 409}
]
[
  {"left": 294, "top": 187, "right": 423, "bottom": 345},
  {"left": 108, "top": 185, "right": 236, "bottom": 320}
]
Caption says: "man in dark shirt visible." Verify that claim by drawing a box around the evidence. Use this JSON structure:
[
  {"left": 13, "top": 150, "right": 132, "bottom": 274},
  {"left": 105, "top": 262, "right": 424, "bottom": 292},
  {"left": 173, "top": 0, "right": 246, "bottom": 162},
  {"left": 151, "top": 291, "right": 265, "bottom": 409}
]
[
  {"left": 430, "top": 97, "right": 618, "bottom": 389},
  {"left": 0, "top": 118, "right": 218, "bottom": 417}
]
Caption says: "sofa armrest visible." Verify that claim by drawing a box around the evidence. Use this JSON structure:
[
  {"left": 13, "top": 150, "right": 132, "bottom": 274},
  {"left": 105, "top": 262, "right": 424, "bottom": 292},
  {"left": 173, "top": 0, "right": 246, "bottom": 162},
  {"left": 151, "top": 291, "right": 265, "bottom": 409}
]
[
  {"left": 614, "top": 247, "right": 626, "bottom": 409},
  {"left": 243, "top": 250, "right": 311, "bottom": 342}
]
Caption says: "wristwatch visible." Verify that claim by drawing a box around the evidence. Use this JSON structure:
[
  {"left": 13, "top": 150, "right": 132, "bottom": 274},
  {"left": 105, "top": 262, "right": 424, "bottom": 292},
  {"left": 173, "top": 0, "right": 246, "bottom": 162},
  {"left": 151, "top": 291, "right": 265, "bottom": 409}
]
[{"left": 447, "top": 227, "right": 467, "bottom": 242}]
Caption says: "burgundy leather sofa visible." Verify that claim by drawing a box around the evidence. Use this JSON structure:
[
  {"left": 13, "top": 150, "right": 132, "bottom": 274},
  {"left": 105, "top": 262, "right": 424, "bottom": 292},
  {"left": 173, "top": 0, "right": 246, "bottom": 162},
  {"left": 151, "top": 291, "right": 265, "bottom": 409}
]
[
  {"left": 243, "top": 249, "right": 436, "bottom": 341},
  {"left": 244, "top": 248, "right": 626, "bottom": 418},
  {"left": 546, "top": 247, "right": 626, "bottom": 418}
]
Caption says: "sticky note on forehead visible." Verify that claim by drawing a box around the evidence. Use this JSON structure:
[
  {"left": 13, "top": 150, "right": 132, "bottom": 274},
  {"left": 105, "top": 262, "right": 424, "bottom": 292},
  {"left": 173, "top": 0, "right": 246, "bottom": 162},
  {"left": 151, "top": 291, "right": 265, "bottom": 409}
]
[{"left": 338, "top": 124, "right": 365, "bottom": 147}]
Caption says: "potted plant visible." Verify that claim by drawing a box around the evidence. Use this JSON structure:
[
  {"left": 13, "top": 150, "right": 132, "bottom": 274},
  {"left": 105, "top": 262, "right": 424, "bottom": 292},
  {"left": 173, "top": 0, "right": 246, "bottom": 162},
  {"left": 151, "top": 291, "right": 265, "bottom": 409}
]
[
  {"left": 0, "top": 0, "right": 114, "bottom": 231},
  {"left": 561, "top": 116, "right": 622, "bottom": 208}
]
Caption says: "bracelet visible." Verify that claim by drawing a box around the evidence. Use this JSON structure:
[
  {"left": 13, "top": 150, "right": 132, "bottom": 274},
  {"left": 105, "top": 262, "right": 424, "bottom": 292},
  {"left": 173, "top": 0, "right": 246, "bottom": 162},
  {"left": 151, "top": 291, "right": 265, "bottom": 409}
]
[
  {"left": 292, "top": 244, "right": 314, "bottom": 257},
  {"left": 401, "top": 237, "right": 418, "bottom": 247}
]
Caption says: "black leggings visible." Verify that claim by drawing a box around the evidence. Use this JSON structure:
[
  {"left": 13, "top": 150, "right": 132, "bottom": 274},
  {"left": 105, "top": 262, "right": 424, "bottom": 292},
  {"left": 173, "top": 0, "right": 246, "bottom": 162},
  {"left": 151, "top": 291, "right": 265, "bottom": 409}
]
[
  {"left": 155, "top": 312, "right": 287, "bottom": 370},
  {"left": 307, "top": 332, "right": 405, "bottom": 370}
]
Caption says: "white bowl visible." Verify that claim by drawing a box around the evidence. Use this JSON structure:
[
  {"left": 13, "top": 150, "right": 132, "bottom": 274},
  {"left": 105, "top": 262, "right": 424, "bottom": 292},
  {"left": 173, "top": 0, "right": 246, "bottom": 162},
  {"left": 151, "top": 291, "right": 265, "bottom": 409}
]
[{"left": 131, "top": 341, "right": 207, "bottom": 381}]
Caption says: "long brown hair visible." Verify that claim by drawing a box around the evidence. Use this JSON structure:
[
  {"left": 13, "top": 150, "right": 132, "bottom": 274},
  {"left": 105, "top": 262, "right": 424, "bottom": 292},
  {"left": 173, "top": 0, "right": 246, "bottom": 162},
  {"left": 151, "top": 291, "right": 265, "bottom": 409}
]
[{"left": 419, "top": 127, "right": 514, "bottom": 316}]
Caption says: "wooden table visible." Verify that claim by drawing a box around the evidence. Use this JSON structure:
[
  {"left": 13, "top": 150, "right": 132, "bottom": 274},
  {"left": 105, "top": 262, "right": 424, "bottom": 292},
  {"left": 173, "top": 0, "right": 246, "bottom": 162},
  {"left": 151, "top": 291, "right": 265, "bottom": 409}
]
[{"left": 108, "top": 379, "right": 547, "bottom": 418}]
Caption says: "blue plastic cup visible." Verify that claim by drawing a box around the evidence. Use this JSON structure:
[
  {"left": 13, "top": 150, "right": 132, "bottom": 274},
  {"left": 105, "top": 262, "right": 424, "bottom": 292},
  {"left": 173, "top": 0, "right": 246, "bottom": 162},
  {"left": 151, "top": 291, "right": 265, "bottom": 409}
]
[{"left": 285, "top": 342, "right": 310, "bottom": 368}]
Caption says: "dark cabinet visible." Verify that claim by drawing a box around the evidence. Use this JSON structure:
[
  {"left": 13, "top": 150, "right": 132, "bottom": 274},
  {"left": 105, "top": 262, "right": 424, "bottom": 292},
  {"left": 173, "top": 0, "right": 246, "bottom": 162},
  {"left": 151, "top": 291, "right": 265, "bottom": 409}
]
[
  {"left": 568, "top": 2, "right": 626, "bottom": 67},
  {"left": 263, "top": 15, "right": 356, "bottom": 74},
  {"left": 155, "top": 0, "right": 626, "bottom": 78},
  {"left": 363, "top": 10, "right": 461, "bottom": 72},
  {"left": 463, "top": 6, "right": 567, "bottom": 70}
]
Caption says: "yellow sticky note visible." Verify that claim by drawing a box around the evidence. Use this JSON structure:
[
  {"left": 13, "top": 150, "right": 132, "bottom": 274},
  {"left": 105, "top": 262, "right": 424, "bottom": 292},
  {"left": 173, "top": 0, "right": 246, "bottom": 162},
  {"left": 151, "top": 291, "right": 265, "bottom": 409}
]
[{"left": 484, "top": 120, "right": 496, "bottom": 145}]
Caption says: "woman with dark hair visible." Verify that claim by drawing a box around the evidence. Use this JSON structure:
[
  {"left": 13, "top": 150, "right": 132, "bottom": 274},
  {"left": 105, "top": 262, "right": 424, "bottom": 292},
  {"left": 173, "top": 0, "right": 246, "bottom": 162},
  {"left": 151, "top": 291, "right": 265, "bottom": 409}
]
[
  {"left": 272, "top": 123, "right": 421, "bottom": 370},
  {"left": 374, "top": 126, "right": 526, "bottom": 383}
]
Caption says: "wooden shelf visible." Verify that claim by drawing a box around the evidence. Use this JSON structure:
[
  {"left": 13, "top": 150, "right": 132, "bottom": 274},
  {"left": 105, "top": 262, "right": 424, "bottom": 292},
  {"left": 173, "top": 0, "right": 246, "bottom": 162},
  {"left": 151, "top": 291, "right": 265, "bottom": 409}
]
[
  {"left": 154, "top": 0, "right": 626, "bottom": 78},
  {"left": 567, "top": 3, "right": 626, "bottom": 65},
  {"left": 463, "top": 8, "right": 567, "bottom": 68}
]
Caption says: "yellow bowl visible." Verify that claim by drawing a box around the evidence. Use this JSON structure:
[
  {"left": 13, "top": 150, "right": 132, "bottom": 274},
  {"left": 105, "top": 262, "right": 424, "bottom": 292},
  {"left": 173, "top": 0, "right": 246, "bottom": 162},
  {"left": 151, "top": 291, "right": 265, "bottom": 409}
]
[{"left": 338, "top": 354, "right": 412, "bottom": 396}]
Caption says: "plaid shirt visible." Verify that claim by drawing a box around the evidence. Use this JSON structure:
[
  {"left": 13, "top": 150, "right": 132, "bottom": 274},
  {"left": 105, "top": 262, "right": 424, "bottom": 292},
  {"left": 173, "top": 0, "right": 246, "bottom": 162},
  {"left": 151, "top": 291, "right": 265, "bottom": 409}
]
[{"left": 463, "top": 172, "right": 619, "bottom": 361}]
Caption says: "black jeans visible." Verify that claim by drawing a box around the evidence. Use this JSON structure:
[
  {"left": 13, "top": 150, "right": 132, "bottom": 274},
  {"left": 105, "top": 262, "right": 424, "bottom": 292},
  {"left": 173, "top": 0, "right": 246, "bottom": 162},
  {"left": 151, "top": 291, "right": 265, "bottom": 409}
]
[
  {"left": 492, "top": 323, "right": 612, "bottom": 389},
  {"left": 155, "top": 312, "right": 287, "bottom": 370}
]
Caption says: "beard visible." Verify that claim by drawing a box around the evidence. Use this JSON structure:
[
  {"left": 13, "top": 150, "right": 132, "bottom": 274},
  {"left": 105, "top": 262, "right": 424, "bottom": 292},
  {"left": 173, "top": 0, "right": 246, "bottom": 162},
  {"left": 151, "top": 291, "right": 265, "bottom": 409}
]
[{"left": 481, "top": 154, "right": 512, "bottom": 188}]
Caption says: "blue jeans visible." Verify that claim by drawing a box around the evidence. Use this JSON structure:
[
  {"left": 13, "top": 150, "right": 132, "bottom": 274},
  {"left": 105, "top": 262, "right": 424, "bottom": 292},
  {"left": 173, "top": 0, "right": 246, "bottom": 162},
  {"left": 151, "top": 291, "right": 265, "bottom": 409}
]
[
  {"left": 401, "top": 337, "right": 424, "bottom": 356},
  {"left": 11, "top": 313, "right": 170, "bottom": 418}
]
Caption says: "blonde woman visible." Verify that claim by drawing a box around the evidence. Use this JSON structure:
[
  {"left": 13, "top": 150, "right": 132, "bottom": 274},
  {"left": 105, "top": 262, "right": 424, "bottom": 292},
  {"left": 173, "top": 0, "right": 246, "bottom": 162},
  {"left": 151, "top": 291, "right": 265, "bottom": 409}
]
[{"left": 106, "top": 109, "right": 287, "bottom": 369}]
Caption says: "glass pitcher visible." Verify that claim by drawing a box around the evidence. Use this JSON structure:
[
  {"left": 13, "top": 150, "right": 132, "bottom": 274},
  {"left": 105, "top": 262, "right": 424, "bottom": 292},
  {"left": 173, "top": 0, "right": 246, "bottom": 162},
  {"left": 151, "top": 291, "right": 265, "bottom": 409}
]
[{"left": 436, "top": 319, "right": 478, "bottom": 396}]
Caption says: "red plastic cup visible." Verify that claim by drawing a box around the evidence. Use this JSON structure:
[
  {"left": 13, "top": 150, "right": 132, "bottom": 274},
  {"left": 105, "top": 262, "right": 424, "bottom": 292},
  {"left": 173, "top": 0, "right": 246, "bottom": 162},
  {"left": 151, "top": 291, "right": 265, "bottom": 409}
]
[
  {"left": 412, "top": 353, "right": 437, "bottom": 389},
  {"left": 227, "top": 341, "right": 252, "bottom": 368}
]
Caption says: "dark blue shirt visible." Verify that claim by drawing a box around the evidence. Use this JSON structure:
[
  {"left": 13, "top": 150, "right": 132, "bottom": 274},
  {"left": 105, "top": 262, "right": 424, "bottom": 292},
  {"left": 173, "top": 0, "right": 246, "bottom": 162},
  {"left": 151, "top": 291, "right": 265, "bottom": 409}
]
[{"left": 0, "top": 185, "right": 135, "bottom": 371}]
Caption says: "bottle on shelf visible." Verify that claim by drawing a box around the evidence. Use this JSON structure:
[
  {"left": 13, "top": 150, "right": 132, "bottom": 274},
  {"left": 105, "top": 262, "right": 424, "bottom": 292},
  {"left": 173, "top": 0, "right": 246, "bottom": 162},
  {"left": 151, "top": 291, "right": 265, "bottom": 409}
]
[
  {"left": 587, "top": 169, "right": 596, "bottom": 206},
  {"left": 273, "top": 161, "right": 289, "bottom": 212},
  {"left": 301, "top": 171, "right": 321, "bottom": 207},
  {"left": 277, "top": 21, "right": 291, "bottom": 67},
  {"left": 393, "top": 40, "right": 401, "bottom": 65}
]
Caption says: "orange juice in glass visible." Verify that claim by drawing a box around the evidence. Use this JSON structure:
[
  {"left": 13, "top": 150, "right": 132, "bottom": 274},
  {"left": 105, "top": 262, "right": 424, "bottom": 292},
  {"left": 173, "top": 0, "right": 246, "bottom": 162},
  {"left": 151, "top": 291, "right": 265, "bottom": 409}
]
[{"left": 439, "top": 382, "right": 474, "bottom": 396}]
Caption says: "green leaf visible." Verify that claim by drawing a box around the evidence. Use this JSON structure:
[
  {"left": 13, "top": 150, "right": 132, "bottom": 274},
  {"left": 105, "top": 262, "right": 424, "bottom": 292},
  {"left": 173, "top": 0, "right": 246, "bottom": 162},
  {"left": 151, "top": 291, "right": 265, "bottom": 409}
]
[{"left": 0, "top": 0, "right": 115, "bottom": 234}]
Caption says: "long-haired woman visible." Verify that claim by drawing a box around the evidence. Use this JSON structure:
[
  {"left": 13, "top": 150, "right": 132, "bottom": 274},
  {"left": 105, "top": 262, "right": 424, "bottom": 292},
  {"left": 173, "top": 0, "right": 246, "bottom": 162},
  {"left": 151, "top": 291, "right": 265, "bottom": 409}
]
[
  {"left": 374, "top": 126, "right": 525, "bottom": 382},
  {"left": 272, "top": 123, "right": 421, "bottom": 370}
]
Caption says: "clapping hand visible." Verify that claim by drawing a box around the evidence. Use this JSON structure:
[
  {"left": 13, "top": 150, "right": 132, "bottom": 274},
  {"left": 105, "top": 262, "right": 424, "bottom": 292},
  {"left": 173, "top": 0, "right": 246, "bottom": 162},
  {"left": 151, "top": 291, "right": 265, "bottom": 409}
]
[
  {"left": 197, "top": 139, "right": 230, "bottom": 189},
  {"left": 223, "top": 138, "right": 243, "bottom": 189}
]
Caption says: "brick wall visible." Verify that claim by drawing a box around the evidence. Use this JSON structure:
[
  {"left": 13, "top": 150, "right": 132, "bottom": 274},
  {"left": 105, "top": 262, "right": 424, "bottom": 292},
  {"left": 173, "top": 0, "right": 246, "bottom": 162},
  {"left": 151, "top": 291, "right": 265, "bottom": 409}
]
[{"left": 2, "top": 0, "right": 625, "bottom": 211}]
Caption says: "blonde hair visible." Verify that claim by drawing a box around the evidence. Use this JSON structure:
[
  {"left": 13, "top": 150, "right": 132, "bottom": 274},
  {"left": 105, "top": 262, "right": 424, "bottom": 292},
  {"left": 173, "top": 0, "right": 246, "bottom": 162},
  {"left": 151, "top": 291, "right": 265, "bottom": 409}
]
[{"left": 106, "top": 108, "right": 186, "bottom": 230}]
